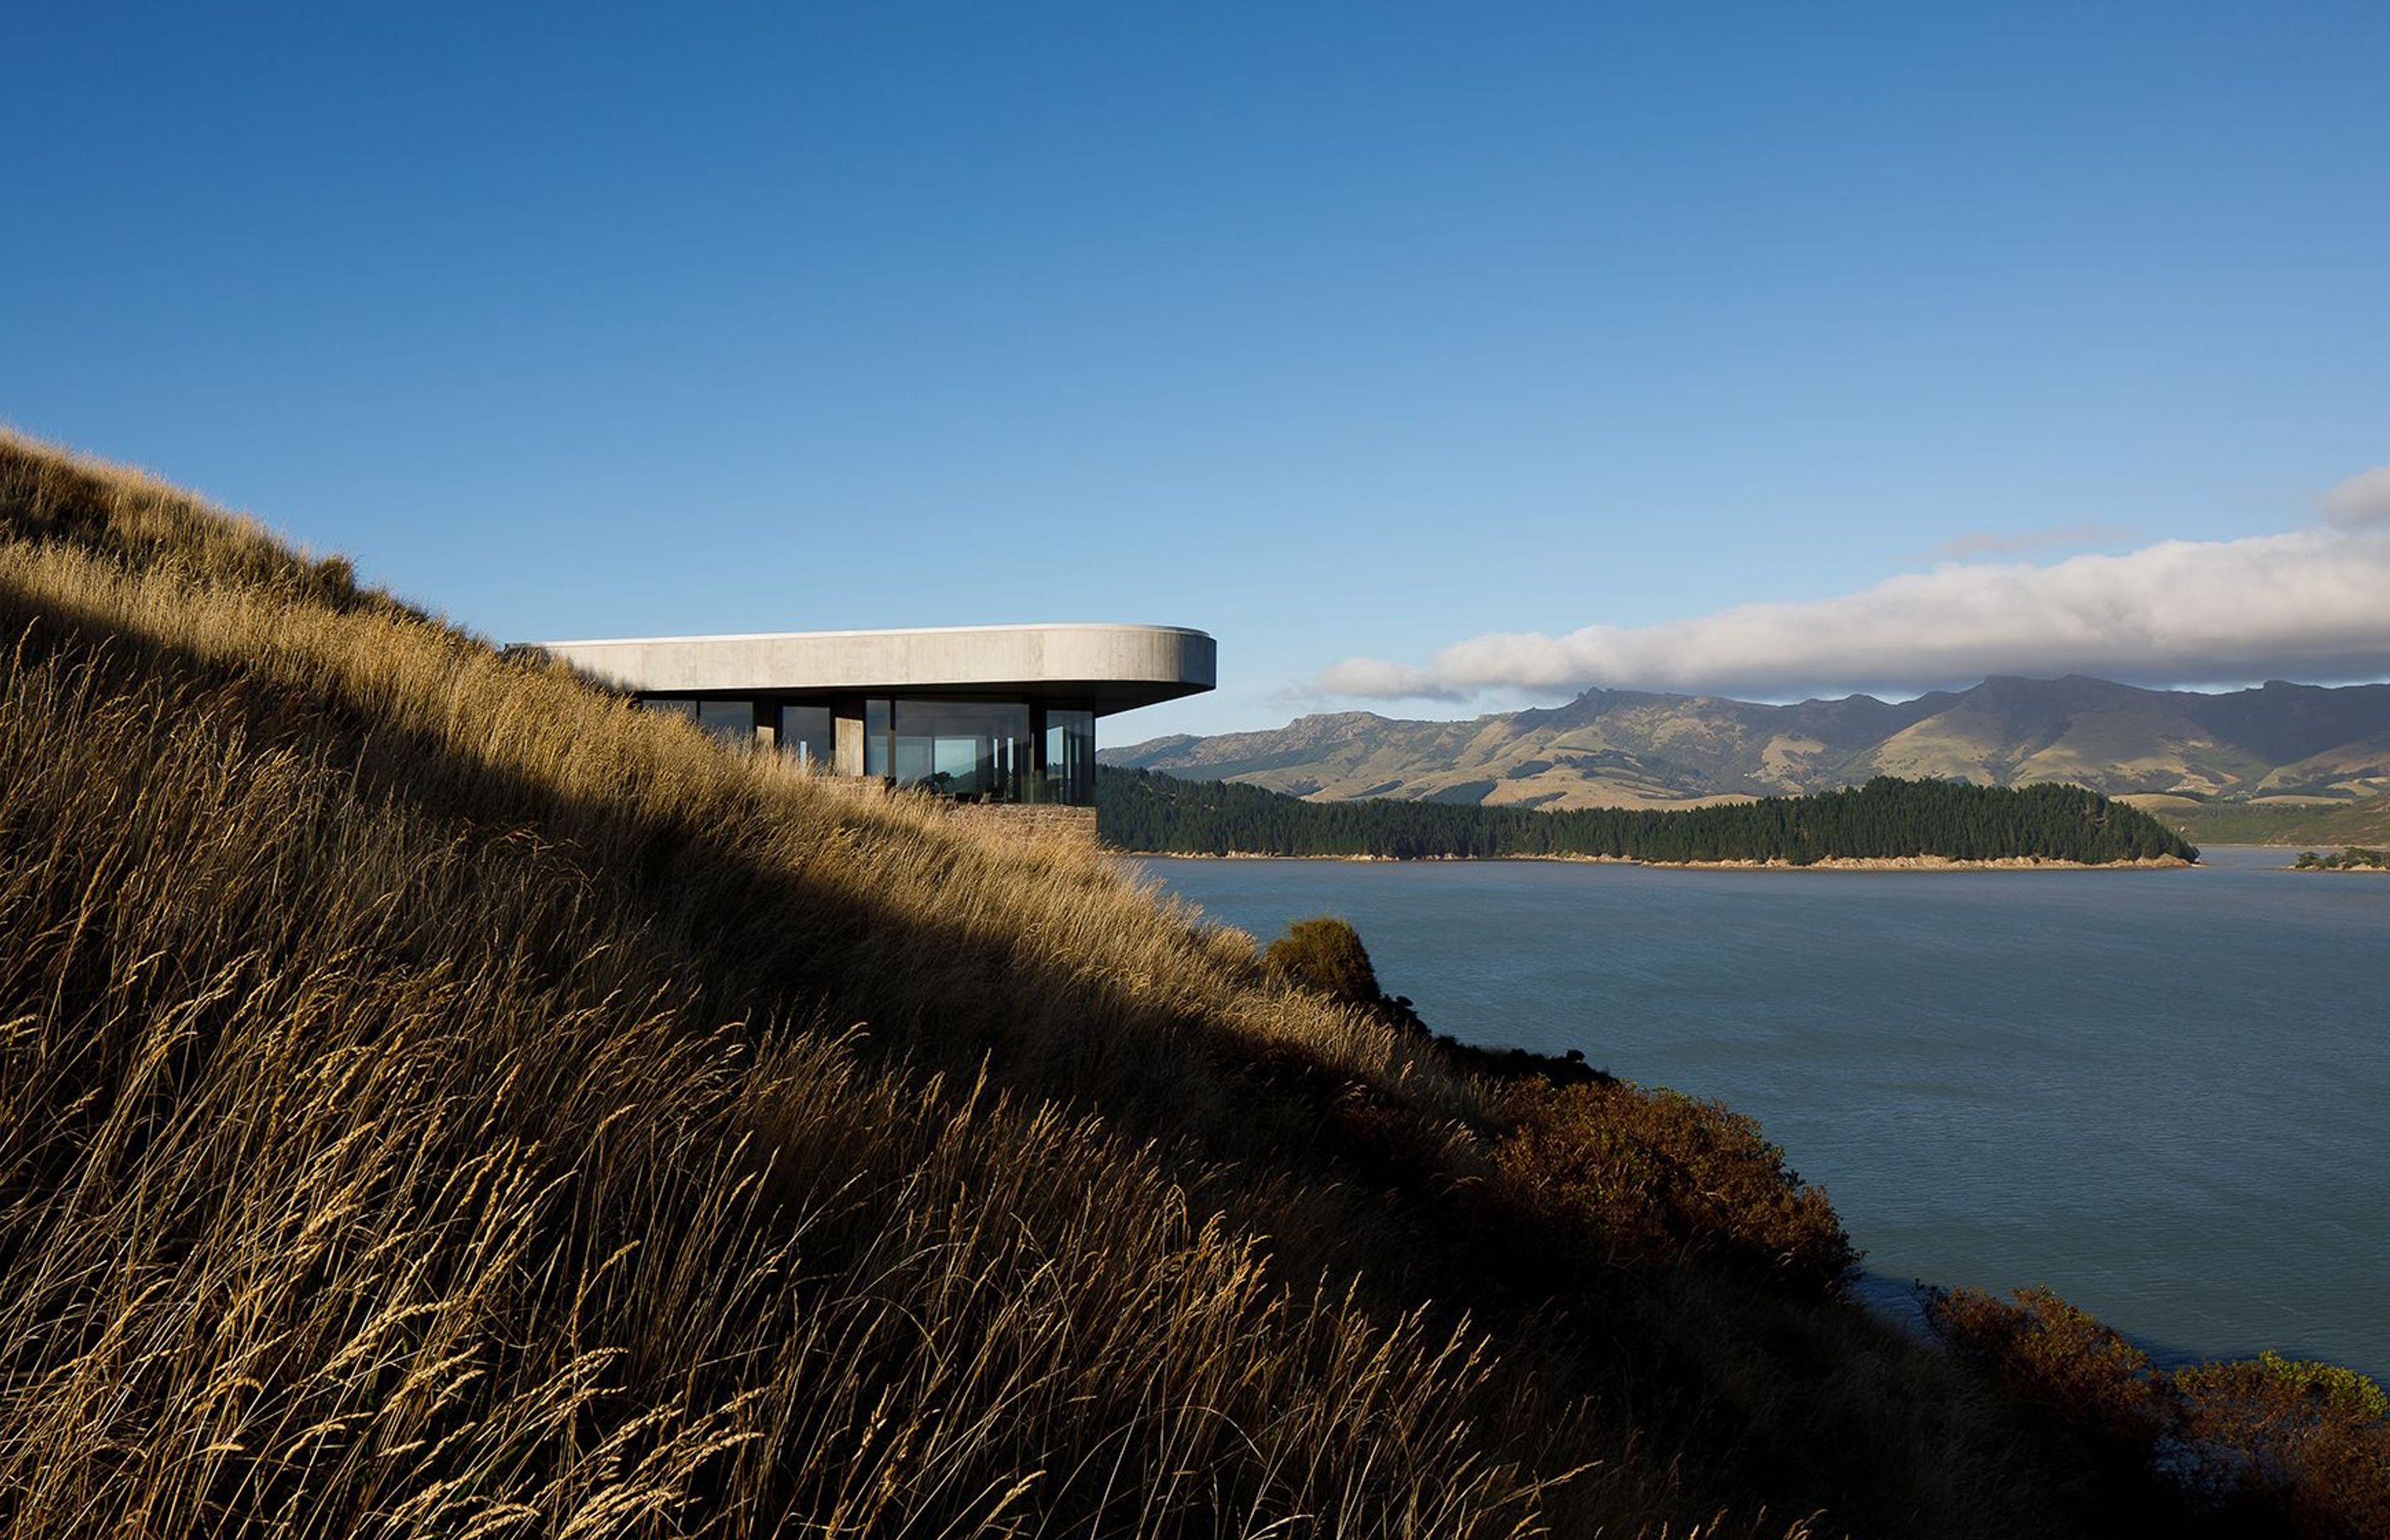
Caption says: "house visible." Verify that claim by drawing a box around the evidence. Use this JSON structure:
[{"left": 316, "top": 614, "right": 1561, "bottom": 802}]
[{"left": 529, "top": 622, "right": 1215, "bottom": 835}]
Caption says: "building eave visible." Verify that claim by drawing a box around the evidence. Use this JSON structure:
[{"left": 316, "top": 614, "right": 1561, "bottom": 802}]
[{"left": 525, "top": 622, "right": 1216, "bottom": 717}]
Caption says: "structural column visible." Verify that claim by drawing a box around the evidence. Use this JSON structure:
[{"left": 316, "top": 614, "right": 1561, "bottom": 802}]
[{"left": 832, "top": 699, "right": 867, "bottom": 777}]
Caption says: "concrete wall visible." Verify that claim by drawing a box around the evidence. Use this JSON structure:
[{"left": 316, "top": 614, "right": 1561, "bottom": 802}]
[{"left": 535, "top": 623, "right": 1215, "bottom": 717}]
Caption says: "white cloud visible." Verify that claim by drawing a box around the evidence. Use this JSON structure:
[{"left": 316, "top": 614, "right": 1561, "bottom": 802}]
[
  {"left": 1929, "top": 520, "right": 2139, "bottom": 560},
  {"left": 1302, "top": 656, "right": 1446, "bottom": 699},
  {"left": 2322, "top": 465, "right": 2390, "bottom": 529},
  {"left": 1312, "top": 524, "right": 2390, "bottom": 704}
]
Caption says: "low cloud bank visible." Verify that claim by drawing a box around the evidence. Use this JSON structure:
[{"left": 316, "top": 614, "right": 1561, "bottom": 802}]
[
  {"left": 1315, "top": 517, "right": 2390, "bottom": 704},
  {"left": 2323, "top": 465, "right": 2390, "bottom": 529}
]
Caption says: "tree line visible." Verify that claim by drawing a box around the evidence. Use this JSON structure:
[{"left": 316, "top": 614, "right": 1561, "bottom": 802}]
[
  {"left": 1097, "top": 767, "right": 2199, "bottom": 865},
  {"left": 2291, "top": 847, "right": 2389, "bottom": 870}
]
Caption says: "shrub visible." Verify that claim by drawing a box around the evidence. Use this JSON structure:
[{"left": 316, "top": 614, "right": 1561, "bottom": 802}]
[
  {"left": 2170, "top": 1353, "right": 2390, "bottom": 1538},
  {"left": 1263, "top": 915, "right": 1383, "bottom": 1007},
  {"left": 1928, "top": 1287, "right": 2390, "bottom": 1538},
  {"left": 1925, "top": 1285, "right": 2168, "bottom": 1452},
  {"left": 1495, "top": 1079, "right": 1858, "bottom": 1296}
]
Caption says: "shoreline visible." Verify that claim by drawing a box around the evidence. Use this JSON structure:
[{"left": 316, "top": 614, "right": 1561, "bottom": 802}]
[{"left": 1111, "top": 850, "right": 2197, "bottom": 871}]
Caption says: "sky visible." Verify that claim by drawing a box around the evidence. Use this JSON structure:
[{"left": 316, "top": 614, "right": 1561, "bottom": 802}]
[{"left": 6, "top": 1, "right": 2387, "bottom": 738}]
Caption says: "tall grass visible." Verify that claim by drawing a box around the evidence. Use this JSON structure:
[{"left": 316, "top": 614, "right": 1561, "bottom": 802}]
[{"left": 0, "top": 431, "right": 2181, "bottom": 1537}]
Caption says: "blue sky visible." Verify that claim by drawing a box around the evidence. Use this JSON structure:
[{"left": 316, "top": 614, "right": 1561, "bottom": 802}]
[{"left": 7, "top": 2, "right": 2387, "bottom": 738}]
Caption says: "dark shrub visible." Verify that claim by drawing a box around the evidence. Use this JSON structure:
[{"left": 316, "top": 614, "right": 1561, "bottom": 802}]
[
  {"left": 1496, "top": 1079, "right": 1857, "bottom": 1297},
  {"left": 1929, "top": 1286, "right": 2390, "bottom": 1538},
  {"left": 2171, "top": 1353, "right": 2390, "bottom": 1538},
  {"left": 1926, "top": 1285, "right": 2168, "bottom": 1453},
  {"left": 1263, "top": 915, "right": 1383, "bottom": 1007}
]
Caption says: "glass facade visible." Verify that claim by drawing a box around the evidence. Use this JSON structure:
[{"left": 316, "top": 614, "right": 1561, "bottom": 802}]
[
  {"left": 1044, "top": 708, "right": 1095, "bottom": 805},
  {"left": 885, "top": 699, "right": 1033, "bottom": 801},
  {"left": 695, "top": 700, "right": 754, "bottom": 745},
  {"left": 778, "top": 704, "right": 833, "bottom": 768},
  {"left": 864, "top": 698, "right": 892, "bottom": 777},
  {"left": 641, "top": 692, "right": 1100, "bottom": 806},
  {"left": 637, "top": 695, "right": 752, "bottom": 747}
]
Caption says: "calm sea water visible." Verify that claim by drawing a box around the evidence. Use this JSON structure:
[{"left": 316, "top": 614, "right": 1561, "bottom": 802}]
[{"left": 1134, "top": 848, "right": 2390, "bottom": 1380}]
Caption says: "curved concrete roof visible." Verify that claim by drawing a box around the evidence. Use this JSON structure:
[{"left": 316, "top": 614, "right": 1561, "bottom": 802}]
[{"left": 530, "top": 622, "right": 1215, "bottom": 716}]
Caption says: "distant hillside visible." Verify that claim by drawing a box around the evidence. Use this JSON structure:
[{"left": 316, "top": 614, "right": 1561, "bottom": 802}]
[
  {"left": 2138, "top": 788, "right": 2390, "bottom": 847},
  {"left": 1100, "top": 767, "right": 2197, "bottom": 865},
  {"left": 1106, "top": 675, "right": 2390, "bottom": 811}
]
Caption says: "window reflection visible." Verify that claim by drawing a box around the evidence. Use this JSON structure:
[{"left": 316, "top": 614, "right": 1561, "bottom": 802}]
[
  {"left": 778, "top": 704, "right": 833, "bottom": 768},
  {"left": 695, "top": 700, "right": 753, "bottom": 745},
  {"left": 647, "top": 694, "right": 1097, "bottom": 805},
  {"left": 864, "top": 699, "right": 892, "bottom": 777},
  {"left": 1045, "top": 709, "right": 1095, "bottom": 806},
  {"left": 889, "top": 699, "right": 1033, "bottom": 801}
]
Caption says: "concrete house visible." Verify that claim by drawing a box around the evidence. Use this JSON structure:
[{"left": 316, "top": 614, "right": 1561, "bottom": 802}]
[{"left": 531, "top": 622, "right": 1215, "bottom": 832}]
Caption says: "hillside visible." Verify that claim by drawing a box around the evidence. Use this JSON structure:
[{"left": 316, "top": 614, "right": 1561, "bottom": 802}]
[
  {"left": 1100, "top": 768, "right": 2197, "bottom": 865},
  {"left": 0, "top": 431, "right": 2367, "bottom": 1538},
  {"left": 2136, "top": 789, "right": 2390, "bottom": 848},
  {"left": 1106, "top": 677, "right": 2390, "bottom": 811}
]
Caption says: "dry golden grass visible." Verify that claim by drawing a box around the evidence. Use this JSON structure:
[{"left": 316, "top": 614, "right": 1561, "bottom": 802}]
[{"left": 0, "top": 430, "right": 2187, "bottom": 1538}]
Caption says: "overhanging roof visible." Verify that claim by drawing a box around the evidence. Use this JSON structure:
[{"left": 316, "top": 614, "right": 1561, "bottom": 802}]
[{"left": 529, "top": 622, "right": 1216, "bottom": 717}]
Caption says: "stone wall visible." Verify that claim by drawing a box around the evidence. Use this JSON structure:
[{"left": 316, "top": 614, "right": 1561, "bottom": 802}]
[
  {"left": 803, "top": 776, "right": 1099, "bottom": 850},
  {"left": 944, "top": 801, "right": 1099, "bottom": 849}
]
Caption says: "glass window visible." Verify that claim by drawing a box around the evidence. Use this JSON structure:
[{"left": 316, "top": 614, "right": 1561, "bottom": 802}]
[
  {"left": 1044, "top": 708, "right": 1096, "bottom": 806},
  {"left": 778, "top": 704, "right": 834, "bottom": 768},
  {"left": 696, "top": 700, "right": 754, "bottom": 745},
  {"left": 893, "top": 728, "right": 934, "bottom": 787},
  {"left": 638, "top": 696, "right": 698, "bottom": 720},
  {"left": 890, "top": 699, "right": 1033, "bottom": 801},
  {"left": 865, "top": 699, "right": 892, "bottom": 777}
]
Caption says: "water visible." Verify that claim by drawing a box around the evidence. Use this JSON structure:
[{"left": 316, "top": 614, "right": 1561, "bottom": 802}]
[{"left": 1134, "top": 847, "right": 2390, "bottom": 1380}]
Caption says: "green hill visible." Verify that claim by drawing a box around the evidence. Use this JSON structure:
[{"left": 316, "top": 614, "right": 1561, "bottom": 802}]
[
  {"left": 1100, "top": 766, "right": 2197, "bottom": 864},
  {"left": 2147, "top": 790, "right": 2390, "bottom": 847},
  {"left": 0, "top": 431, "right": 2375, "bottom": 1538}
]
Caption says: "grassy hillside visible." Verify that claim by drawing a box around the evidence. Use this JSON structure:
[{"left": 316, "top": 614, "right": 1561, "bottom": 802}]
[
  {"left": 1100, "top": 767, "right": 2197, "bottom": 864},
  {"left": 0, "top": 431, "right": 2337, "bottom": 1538},
  {"left": 2141, "top": 791, "right": 2390, "bottom": 847}
]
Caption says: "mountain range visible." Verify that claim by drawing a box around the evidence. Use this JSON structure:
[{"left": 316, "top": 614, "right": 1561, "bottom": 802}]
[{"left": 1102, "top": 675, "right": 2390, "bottom": 814}]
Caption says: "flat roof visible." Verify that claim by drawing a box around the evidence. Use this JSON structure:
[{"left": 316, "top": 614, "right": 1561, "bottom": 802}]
[{"left": 528, "top": 621, "right": 1216, "bottom": 717}]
